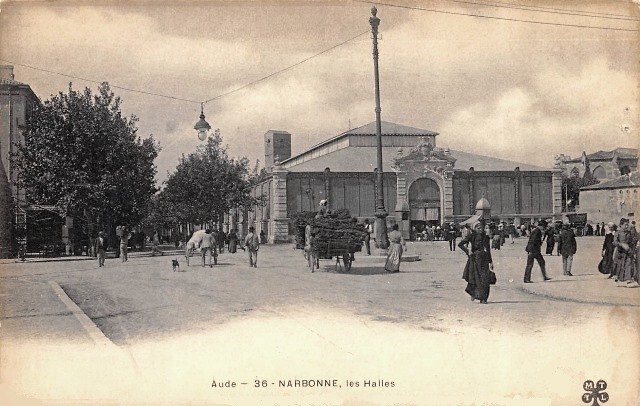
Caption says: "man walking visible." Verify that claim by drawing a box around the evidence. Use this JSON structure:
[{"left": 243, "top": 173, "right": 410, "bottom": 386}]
[
  {"left": 244, "top": 226, "right": 260, "bottom": 267},
  {"left": 558, "top": 222, "right": 577, "bottom": 276},
  {"left": 94, "top": 231, "right": 107, "bottom": 267},
  {"left": 200, "top": 229, "right": 217, "bottom": 267},
  {"left": 523, "top": 219, "right": 552, "bottom": 283}
]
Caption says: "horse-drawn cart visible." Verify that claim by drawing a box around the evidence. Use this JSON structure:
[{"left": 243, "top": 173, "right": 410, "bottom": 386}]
[
  {"left": 292, "top": 209, "right": 367, "bottom": 273},
  {"left": 313, "top": 238, "right": 360, "bottom": 272}
]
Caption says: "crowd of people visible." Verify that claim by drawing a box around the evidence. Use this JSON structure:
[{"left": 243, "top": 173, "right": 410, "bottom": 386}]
[
  {"left": 93, "top": 206, "right": 639, "bottom": 304},
  {"left": 92, "top": 225, "right": 268, "bottom": 269},
  {"left": 600, "top": 218, "right": 639, "bottom": 287}
]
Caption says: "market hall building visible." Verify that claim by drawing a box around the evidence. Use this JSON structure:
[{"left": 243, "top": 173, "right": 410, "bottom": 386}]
[{"left": 233, "top": 122, "right": 562, "bottom": 243}]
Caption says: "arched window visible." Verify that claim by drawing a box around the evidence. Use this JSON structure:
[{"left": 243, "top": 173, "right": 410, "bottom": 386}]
[
  {"left": 592, "top": 166, "right": 606, "bottom": 180},
  {"left": 409, "top": 178, "right": 440, "bottom": 202}
]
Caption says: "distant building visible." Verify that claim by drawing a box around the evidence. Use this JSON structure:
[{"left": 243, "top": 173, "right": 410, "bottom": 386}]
[
  {"left": 556, "top": 148, "right": 638, "bottom": 181},
  {"left": 579, "top": 172, "right": 638, "bottom": 224},
  {"left": 0, "top": 65, "right": 39, "bottom": 256},
  {"left": 230, "top": 122, "right": 561, "bottom": 242}
]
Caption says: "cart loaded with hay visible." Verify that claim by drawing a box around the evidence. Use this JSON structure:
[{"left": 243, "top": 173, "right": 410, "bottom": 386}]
[{"left": 292, "top": 209, "right": 368, "bottom": 272}]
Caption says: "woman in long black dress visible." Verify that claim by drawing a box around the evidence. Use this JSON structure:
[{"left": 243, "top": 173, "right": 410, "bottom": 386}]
[
  {"left": 458, "top": 221, "right": 494, "bottom": 304},
  {"left": 602, "top": 223, "right": 616, "bottom": 278}
]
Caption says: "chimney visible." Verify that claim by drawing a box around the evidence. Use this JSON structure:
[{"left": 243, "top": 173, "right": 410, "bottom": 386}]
[{"left": 0, "top": 65, "right": 15, "bottom": 81}]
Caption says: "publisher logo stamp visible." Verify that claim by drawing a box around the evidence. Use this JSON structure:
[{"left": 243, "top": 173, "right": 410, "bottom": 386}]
[{"left": 582, "top": 380, "right": 609, "bottom": 405}]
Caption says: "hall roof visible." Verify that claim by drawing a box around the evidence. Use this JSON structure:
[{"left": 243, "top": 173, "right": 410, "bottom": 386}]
[
  {"left": 282, "top": 121, "right": 550, "bottom": 173},
  {"left": 284, "top": 144, "right": 551, "bottom": 173},
  {"left": 564, "top": 148, "right": 638, "bottom": 162},
  {"left": 340, "top": 121, "right": 439, "bottom": 137},
  {"left": 581, "top": 172, "right": 639, "bottom": 190}
]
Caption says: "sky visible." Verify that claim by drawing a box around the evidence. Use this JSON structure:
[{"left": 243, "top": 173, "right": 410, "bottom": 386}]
[{"left": 1, "top": 0, "right": 638, "bottom": 184}]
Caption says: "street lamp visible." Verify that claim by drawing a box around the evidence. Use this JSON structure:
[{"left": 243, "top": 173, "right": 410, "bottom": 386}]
[
  {"left": 194, "top": 102, "right": 211, "bottom": 141},
  {"left": 370, "top": 6, "right": 388, "bottom": 250}
]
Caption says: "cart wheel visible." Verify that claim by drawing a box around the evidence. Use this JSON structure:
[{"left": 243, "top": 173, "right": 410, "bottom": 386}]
[{"left": 344, "top": 254, "right": 352, "bottom": 272}]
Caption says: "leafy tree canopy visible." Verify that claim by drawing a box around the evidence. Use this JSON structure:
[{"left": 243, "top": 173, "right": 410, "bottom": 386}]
[
  {"left": 11, "top": 82, "right": 160, "bottom": 229},
  {"left": 159, "top": 131, "right": 262, "bottom": 226}
]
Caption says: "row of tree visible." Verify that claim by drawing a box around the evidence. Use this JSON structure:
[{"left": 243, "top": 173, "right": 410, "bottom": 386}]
[{"left": 11, "top": 83, "right": 262, "bottom": 246}]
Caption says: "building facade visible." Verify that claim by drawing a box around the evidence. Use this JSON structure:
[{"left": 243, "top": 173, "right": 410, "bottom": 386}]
[
  {"left": 235, "top": 122, "right": 561, "bottom": 242},
  {"left": 579, "top": 172, "right": 639, "bottom": 224},
  {"left": 0, "top": 65, "right": 39, "bottom": 256},
  {"left": 557, "top": 148, "right": 638, "bottom": 181}
]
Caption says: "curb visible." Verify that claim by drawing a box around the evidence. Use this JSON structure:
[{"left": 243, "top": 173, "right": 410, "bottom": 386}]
[{"left": 520, "top": 282, "right": 640, "bottom": 307}]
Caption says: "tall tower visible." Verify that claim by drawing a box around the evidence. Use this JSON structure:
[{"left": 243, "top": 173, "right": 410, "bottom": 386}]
[{"left": 264, "top": 130, "right": 291, "bottom": 172}]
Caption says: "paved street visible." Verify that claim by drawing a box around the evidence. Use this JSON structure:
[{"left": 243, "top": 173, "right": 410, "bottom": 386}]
[{"left": 1, "top": 237, "right": 638, "bottom": 405}]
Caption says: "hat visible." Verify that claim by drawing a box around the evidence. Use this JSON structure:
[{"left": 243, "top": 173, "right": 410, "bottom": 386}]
[
  {"left": 607, "top": 222, "right": 615, "bottom": 228},
  {"left": 320, "top": 199, "right": 327, "bottom": 206},
  {"left": 538, "top": 219, "right": 548, "bottom": 227}
]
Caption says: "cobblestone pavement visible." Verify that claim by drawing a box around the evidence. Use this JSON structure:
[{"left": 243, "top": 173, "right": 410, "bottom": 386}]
[{"left": 1, "top": 237, "right": 638, "bottom": 405}]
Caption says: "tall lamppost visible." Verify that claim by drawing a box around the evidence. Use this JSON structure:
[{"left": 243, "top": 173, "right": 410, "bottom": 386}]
[{"left": 370, "top": 6, "right": 388, "bottom": 250}]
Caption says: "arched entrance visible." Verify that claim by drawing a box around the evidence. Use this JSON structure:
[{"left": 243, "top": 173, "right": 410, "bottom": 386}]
[{"left": 408, "top": 178, "right": 441, "bottom": 231}]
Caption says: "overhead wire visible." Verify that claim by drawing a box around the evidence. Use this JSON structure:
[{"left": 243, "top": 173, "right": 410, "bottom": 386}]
[
  {"left": 437, "top": 0, "right": 640, "bottom": 22},
  {"left": 1, "top": 29, "right": 370, "bottom": 108},
  {"left": 2, "top": 0, "right": 637, "bottom": 110},
  {"left": 0, "top": 58, "right": 202, "bottom": 104},
  {"left": 355, "top": 0, "right": 639, "bottom": 32},
  {"left": 202, "top": 30, "right": 369, "bottom": 105},
  {"left": 469, "top": 0, "right": 640, "bottom": 20}
]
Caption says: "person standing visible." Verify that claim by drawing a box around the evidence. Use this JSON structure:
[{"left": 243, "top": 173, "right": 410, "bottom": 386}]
[
  {"left": 612, "top": 218, "right": 638, "bottom": 286},
  {"left": 363, "top": 218, "right": 373, "bottom": 255},
  {"left": 543, "top": 223, "right": 556, "bottom": 255},
  {"left": 558, "top": 222, "right": 577, "bottom": 276},
  {"left": 458, "top": 221, "right": 493, "bottom": 304},
  {"left": 120, "top": 228, "right": 131, "bottom": 262},
  {"left": 244, "top": 226, "right": 260, "bottom": 267},
  {"left": 602, "top": 223, "right": 617, "bottom": 278},
  {"left": 384, "top": 224, "right": 406, "bottom": 273},
  {"left": 460, "top": 224, "right": 472, "bottom": 241},
  {"left": 94, "top": 231, "right": 107, "bottom": 267},
  {"left": 491, "top": 225, "right": 501, "bottom": 250},
  {"left": 200, "top": 229, "right": 217, "bottom": 267},
  {"left": 508, "top": 223, "right": 516, "bottom": 244},
  {"left": 523, "top": 219, "right": 552, "bottom": 283},
  {"left": 227, "top": 229, "right": 238, "bottom": 253},
  {"left": 595, "top": 223, "right": 601, "bottom": 237},
  {"left": 151, "top": 230, "right": 163, "bottom": 256},
  {"left": 447, "top": 223, "right": 457, "bottom": 251}
]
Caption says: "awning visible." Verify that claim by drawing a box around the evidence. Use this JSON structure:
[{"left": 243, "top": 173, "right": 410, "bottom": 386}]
[{"left": 459, "top": 214, "right": 481, "bottom": 226}]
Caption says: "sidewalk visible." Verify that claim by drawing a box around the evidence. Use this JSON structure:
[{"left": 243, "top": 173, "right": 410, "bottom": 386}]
[
  {"left": 519, "top": 271, "right": 639, "bottom": 307},
  {"left": 0, "top": 245, "right": 185, "bottom": 265}
]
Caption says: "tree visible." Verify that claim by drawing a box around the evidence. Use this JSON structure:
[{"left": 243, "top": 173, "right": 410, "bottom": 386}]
[
  {"left": 561, "top": 168, "right": 600, "bottom": 211},
  {"left": 160, "top": 131, "right": 262, "bottom": 226},
  {"left": 11, "top": 82, "right": 160, "bottom": 236}
]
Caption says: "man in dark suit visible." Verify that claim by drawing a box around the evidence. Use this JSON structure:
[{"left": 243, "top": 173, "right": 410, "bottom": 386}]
[
  {"left": 523, "top": 219, "right": 552, "bottom": 283},
  {"left": 558, "top": 222, "right": 577, "bottom": 276}
]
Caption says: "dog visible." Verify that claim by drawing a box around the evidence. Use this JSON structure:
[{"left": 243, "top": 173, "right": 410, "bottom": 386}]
[{"left": 172, "top": 259, "right": 180, "bottom": 272}]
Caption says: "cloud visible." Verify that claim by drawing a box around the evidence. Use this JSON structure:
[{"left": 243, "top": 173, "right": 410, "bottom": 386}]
[
  {"left": 440, "top": 58, "right": 639, "bottom": 167},
  {"left": 2, "top": 3, "right": 637, "bottom": 180}
]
